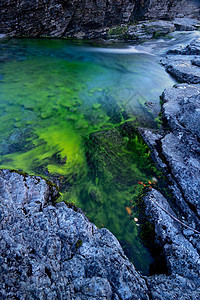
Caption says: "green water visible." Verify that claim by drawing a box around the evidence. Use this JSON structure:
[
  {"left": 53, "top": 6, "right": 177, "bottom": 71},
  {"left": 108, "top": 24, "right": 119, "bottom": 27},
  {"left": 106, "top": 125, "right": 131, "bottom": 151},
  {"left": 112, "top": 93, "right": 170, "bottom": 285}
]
[{"left": 0, "top": 38, "right": 175, "bottom": 274}]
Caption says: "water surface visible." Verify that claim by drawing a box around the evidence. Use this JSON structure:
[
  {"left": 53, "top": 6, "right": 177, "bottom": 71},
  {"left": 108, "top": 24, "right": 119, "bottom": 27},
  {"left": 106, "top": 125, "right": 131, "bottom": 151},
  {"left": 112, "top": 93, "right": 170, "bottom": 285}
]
[{"left": 0, "top": 38, "right": 177, "bottom": 274}]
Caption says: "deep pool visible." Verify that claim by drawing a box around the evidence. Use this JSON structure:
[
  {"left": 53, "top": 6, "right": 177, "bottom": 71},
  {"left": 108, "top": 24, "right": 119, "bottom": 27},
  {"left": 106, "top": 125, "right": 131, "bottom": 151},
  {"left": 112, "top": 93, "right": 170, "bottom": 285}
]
[{"left": 0, "top": 37, "right": 178, "bottom": 274}]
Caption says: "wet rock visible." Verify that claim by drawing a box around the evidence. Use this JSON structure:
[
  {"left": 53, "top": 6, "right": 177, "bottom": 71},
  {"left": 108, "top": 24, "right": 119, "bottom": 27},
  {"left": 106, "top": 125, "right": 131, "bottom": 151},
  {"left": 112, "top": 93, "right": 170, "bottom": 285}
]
[
  {"left": 167, "top": 39, "right": 200, "bottom": 55},
  {"left": 163, "top": 58, "right": 200, "bottom": 83},
  {"left": 159, "top": 84, "right": 200, "bottom": 218},
  {"left": 161, "top": 83, "right": 200, "bottom": 134},
  {"left": 173, "top": 17, "right": 200, "bottom": 31},
  {"left": 162, "top": 38, "right": 200, "bottom": 83},
  {"left": 142, "top": 84, "right": 200, "bottom": 219},
  {"left": 125, "top": 20, "right": 175, "bottom": 42},
  {"left": 0, "top": 34, "right": 6, "bottom": 39},
  {"left": 143, "top": 189, "right": 200, "bottom": 298},
  {"left": 139, "top": 81, "right": 200, "bottom": 293},
  {"left": 192, "top": 58, "right": 200, "bottom": 67},
  {"left": 0, "top": 169, "right": 149, "bottom": 299}
]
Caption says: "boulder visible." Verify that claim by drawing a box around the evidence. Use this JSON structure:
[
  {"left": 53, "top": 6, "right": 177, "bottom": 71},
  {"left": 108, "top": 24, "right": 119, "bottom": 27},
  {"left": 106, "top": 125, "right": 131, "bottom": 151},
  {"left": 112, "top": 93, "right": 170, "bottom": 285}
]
[
  {"left": 173, "top": 17, "right": 200, "bottom": 31},
  {"left": 143, "top": 189, "right": 200, "bottom": 298},
  {"left": 0, "top": 169, "right": 149, "bottom": 299}
]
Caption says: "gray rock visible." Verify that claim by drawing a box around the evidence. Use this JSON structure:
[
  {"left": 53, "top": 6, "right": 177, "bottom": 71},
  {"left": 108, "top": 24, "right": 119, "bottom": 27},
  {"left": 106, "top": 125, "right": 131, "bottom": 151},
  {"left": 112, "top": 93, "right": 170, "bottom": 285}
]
[
  {"left": 161, "top": 83, "right": 200, "bottom": 133},
  {"left": 161, "top": 132, "right": 200, "bottom": 217},
  {"left": 163, "top": 39, "right": 200, "bottom": 82},
  {"left": 173, "top": 17, "right": 200, "bottom": 31},
  {"left": 143, "top": 0, "right": 200, "bottom": 21},
  {"left": 125, "top": 20, "right": 175, "bottom": 42},
  {"left": 143, "top": 190, "right": 200, "bottom": 298},
  {"left": 0, "top": 34, "right": 6, "bottom": 39},
  {"left": 0, "top": 169, "right": 149, "bottom": 299},
  {"left": 167, "top": 39, "right": 200, "bottom": 55},
  {"left": 164, "top": 58, "right": 200, "bottom": 83},
  {"left": 192, "top": 58, "right": 200, "bottom": 67},
  {"left": 0, "top": 0, "right": 199, "bottom": 38}
]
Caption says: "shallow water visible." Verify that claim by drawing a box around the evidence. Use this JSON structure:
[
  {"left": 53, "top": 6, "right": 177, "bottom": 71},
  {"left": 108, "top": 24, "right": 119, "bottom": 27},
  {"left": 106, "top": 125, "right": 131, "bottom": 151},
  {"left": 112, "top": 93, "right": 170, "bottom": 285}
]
[{"left": 0, "top": 38, "right": 177, "bottom": 274}]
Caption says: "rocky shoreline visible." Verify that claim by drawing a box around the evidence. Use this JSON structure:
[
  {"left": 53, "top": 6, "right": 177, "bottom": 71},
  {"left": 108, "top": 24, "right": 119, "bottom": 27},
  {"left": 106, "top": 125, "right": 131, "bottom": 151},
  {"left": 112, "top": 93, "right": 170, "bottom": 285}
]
[
  {"left": 139, "top": 37, "right": 200, "bottom": 298},
  {"left": 1, "top": 26, "right": 200, "bottom": 300},
  {"left": 0, "top": 0, "right": 200, "bottom": 39}
]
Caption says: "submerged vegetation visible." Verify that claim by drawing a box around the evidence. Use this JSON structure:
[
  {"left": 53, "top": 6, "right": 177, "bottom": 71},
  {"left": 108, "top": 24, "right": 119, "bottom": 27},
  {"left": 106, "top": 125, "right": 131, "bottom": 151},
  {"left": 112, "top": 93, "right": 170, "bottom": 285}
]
[{"left": 0, "top": 38, "right": 175, "bottom": 274}]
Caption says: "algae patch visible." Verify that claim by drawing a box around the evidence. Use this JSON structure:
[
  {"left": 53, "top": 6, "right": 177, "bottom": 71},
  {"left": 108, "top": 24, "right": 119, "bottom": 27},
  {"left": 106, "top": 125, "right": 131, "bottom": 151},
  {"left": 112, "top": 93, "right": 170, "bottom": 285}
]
[{"left": 0, "top": 38, "right": 176, "bottom": 274}]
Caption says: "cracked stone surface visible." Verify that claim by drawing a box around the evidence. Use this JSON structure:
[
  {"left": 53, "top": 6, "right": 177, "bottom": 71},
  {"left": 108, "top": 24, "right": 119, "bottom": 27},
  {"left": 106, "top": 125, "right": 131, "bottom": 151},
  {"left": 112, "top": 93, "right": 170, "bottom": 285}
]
[
  {"left": 139, "top": 67, "right": 200, "bottom": 297},
  {"left": 0, "top": 0, "right": 199, "bottom": 38},
  {"left": 162, "top": 38, "right": 200, "bottom": 83},
  {"left": 0, "top": 169, "right": 149, "bottom": 300},
  {"left": 143, "top": 189, "right": 200, "bottom": 299}
]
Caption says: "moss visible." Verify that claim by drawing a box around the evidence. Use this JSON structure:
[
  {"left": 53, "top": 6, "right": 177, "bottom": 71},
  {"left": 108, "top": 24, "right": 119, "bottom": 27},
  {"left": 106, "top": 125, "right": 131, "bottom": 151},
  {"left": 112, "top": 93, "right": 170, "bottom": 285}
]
[
  {"left": 9, "top": 169, "right": 29, "bottom": 178},
  {"left": 65, "top": 202, "right": 79, "bottom": 212},
  {"left": 75, "top": 239, "right": 83, "bottom": 250},
  {"left": 108, "top": 25, "right": 128, "bottom": 39}
]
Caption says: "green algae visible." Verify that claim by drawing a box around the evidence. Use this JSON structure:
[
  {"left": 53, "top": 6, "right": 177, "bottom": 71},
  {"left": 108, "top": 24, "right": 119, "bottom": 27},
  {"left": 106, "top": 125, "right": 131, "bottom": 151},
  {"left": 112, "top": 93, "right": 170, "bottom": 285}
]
[{"left": 0, "top": 38, "right": 176, "bottom": 274}]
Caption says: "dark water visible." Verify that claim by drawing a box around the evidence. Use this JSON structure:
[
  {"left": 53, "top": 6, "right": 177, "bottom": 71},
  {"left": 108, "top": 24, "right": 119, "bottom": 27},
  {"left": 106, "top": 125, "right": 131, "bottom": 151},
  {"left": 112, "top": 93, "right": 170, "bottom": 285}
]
[{"left": 0, "top": 37, "right": 181, "bottom": 274}]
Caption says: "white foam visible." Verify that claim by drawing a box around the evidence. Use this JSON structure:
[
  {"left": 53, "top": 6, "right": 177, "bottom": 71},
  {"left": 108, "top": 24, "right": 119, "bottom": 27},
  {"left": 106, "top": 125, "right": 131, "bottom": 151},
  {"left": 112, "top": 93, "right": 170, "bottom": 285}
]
[{"left": 85, "top": 46, "right": 154, "bottom": 55}]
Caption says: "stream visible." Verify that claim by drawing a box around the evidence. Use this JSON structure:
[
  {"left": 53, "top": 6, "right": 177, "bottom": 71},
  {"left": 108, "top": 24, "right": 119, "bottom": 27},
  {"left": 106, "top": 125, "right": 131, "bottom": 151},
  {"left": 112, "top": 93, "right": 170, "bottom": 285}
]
[{"left": 0, "top": 32, "right": 198, "bottom": 274}]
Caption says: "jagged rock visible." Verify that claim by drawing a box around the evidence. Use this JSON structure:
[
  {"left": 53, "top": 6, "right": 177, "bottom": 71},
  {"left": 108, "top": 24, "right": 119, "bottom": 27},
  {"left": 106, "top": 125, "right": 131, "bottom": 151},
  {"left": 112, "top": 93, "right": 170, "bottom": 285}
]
[
  {"left": 125, "top": 20, "right": 175, "bottom": 41},
  {"left": 143, "top": 0, "right": 200, "bottom": 20},
  {"left": 161, "top": 83, "right": 200, "bottom": 133},
  {"left": 163, "top": 57, "right": 200, "bottom": 83},
  {"left": 0, "top": 0, "right": 199, "bottom": 38},
  {"left": 159, "top": 84, "right": 200, "bottom": 217},
  {"left": 143, "top": 189, "right": 200, "bottom": 299},
  {"left": 192, "top": 58, "right": 200, "bottom": 67},
  {"left": 141, "top": 84, "right": 200, "bottom": 219},
  {"left": 0, "top": 169, "right": 149, "bottom": 299},
  {"left": 162, "top": 38, "right": 200, "bottom": 83},
  {"left": 167, "top": 39, "right": 200, "bottom": 55},
  {"left": 173, "top": 17, "right": 200, "bottom": 31}
]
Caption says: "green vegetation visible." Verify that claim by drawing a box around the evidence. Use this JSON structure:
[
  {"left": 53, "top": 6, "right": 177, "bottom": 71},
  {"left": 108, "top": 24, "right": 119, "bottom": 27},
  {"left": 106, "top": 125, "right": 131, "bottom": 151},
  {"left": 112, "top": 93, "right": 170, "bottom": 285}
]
[{"left": 0, "top": 38, "right": 175, "bottom": 274}]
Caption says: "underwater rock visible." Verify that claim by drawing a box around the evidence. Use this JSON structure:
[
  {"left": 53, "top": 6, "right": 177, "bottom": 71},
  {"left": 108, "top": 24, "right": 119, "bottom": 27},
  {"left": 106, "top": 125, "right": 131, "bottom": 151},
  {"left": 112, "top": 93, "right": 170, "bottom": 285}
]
[{"left": 0, "top": 169, "right": 149, "bottom": 299}]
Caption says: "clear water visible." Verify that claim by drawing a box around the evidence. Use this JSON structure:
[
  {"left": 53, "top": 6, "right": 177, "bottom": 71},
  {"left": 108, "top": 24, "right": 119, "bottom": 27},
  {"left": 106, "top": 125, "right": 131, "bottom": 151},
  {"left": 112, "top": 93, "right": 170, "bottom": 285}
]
[{"left": 0, "top": 38, "right": 177, "bottom": 274}]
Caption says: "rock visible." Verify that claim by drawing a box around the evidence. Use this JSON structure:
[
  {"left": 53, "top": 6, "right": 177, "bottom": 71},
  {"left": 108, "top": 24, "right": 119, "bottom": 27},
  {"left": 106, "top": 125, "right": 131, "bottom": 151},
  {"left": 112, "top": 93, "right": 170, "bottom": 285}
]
[
  {"left": 141, "top": 84, "right": 200, "bottom": 219},
  {"left": 143, "top": 190, "right": 200, "bottom": 298},
  {"left": 0, "top": 34, "right": 6, "bottom": 39},
  {"left": 162, "top": 38, "right": 200, "bottom": 83},
  {"left": 140, "top": 82, "right": 200, "bottom": 261},
  {"left": 147, "top": 274, "right": 200, "bottom": 299},
  {"left": 143, "top": 0, "right": 200, "bottom": 21},
  {"left": 192, "top": 58, "right": 200, "bottom": 67},
  {"left": 125, "top": 20, "right": 175, "bottom": 42},
  {"left": 163, "top": 58, "right": 200, "bottom": 83},
  {"left": 0, "top": 0, "right": 199, "bottom": 38},
  {"left": 0, "top": 169, "right": 149, "bottom": 299},
  {"left": 173, "top": 17, "right": 200, "bottom": 31},
  {"left": 161, "top": 83, "right": 200, "bottom": 140},
  {"left": 167, "top": 39, "right": 200, "bottom": 55},
  {"left": 161, "top": 132, "right": 200, "bottom": 218}
]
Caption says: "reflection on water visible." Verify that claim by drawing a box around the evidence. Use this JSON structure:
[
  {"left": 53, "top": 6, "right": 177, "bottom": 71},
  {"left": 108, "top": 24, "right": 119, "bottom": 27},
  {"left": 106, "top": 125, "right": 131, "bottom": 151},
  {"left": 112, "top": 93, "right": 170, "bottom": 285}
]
[{"left": 0, "top": 38, "right": 176, "bottom": 274}]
